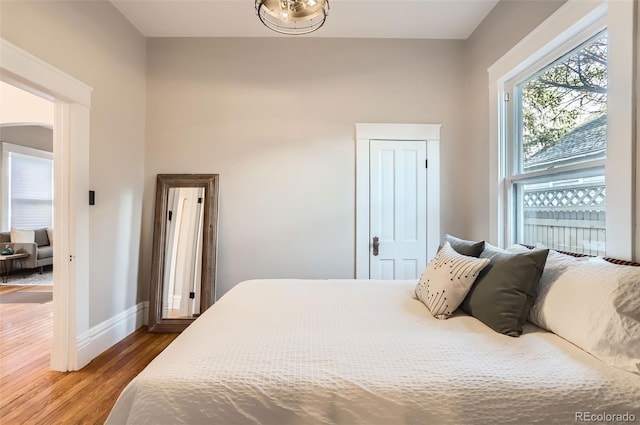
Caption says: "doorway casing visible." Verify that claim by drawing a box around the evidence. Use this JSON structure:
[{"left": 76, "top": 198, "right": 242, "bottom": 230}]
[
  {"left": 355, "top": 123, "right": 441, "bottom": 279},
  {"left": 0, "top": 38, "right": 91, "bottom": 371}
]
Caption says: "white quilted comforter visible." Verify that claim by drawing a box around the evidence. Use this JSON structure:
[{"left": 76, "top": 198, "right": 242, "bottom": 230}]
[{"left": 106, "top": 279, "right": 640, "bottom": 425}]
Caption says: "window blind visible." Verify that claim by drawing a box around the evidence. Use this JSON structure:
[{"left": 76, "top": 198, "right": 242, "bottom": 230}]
[{"left": 10, "top": 152, "right": 53, "bottom": 230}]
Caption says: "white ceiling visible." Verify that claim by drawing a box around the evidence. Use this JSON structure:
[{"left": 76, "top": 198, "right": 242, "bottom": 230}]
[{"left": 110, "top": 0, "right": 499, "bottom": 39}]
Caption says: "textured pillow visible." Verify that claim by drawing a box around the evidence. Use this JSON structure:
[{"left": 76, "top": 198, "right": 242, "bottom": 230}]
[
  {"left": 46, "top": 228, "right": 54, "bottom": 246},
  {"left": 531, "top": 257, "right": 640, "bottom": 374},
  {"left": 529, "top": 248, "right": 590, "bottom": 329},
  {"left": 444, "top": 234, "right": 485, "bottom": 257},
  {"left": 415, "top": 242, "right": 490, "bottom": 319},
  {"left": 10, "top": 229, "right": 35, "bottom": 243},
  {"left": 461, "top": 245, "right": 549, "bottom": 336},
  {"left": 504, "top": 243, "right": 531, "bottom": 253}
]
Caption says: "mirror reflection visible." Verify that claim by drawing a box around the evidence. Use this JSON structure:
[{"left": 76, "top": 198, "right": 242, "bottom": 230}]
[
  {"left": 162, "top": 187, "right": 205, "bottom": 319},
  {"left": 148, "top": 174, "right": 219, "bottom": 333}
]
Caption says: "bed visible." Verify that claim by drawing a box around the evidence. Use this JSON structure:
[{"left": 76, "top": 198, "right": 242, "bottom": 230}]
[{"left": 106, "top": 278, "right": 640, "bottom": 425}]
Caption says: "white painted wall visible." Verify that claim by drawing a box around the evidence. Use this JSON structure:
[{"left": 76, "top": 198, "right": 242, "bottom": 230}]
[
  {"left": 144, "top": 38, "right": 466, "bottom": 297},
  {"left": 0, "top": 81, "right": 53, "bottom": 126},
  {"left": 0, "top": 1, "right": 147, "bottom": 327}
]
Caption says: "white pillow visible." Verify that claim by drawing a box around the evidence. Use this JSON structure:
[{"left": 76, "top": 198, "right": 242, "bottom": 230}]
[
  {"left": 531, "top": 257, "right": 640, "bottom": 374},
  {"left": 46, "top": 227, "right": 53, "bottom": 245},
  {"left": 10, "top": 229, "right": 35, "bottom": 243},
  {"left": 505, "top": 243, "right": 531, "bottom": 253},
  {"left": 414, "top": 241, "right": 490, "bottom": 319},
  {"left": 486, "top": 242, "right": 529, "bottom": 253},
  {"left": 529, "top": 248, "right": 590, "bottom": 329}
]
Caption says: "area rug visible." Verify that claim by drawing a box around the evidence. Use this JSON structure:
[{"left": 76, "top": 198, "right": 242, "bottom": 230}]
[
  {"left": 0, "top": 290, "right": 53, "bottom": 304},
  {"left": 3, "top": 267, "right": 53, "bottom": 286}
]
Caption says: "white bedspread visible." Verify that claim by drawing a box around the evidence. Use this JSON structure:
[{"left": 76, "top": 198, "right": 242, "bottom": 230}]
[{"left": 106, "top": 279, "right": 640, "bottom": 425}]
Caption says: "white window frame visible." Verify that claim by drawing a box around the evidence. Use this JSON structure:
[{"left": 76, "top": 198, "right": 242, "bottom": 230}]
[
  {"left": 504, "top": 25, "right": 607, "bottom": 253},
  {"left": 488, "top": 0, "right": 636, "bottom": 261},
  {"left": 2, "top": 142, "right": 54, "bottom": 230}
]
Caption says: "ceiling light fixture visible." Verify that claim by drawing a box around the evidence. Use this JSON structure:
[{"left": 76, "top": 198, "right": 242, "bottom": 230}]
[{"left": 255, "top": 0, "right": 329, "bottom": 35}]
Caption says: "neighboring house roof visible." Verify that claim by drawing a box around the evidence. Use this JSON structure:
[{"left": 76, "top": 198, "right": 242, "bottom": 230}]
[{"left": 525, "top": 114, "right": 606, "bottom": 169}]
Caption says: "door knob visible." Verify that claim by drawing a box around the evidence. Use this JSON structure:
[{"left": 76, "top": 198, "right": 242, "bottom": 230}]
[{"left": 372, "top": 236, "right": 380, "bottom": 256}]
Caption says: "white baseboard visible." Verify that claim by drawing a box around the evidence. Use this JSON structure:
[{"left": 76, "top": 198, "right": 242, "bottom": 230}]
[{"left": 76, "top": 301, "right": 148, "bottom": 369}]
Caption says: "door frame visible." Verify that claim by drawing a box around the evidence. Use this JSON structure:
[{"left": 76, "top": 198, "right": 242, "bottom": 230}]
[
  {"left": 355, "top": 123, "right": 441, "bottom": 279},
  {"left": 1, "top": 38, "right": 91, "bottom": 371}
]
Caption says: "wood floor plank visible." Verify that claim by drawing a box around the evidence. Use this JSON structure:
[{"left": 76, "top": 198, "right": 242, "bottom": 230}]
[{"left": 0, "top": 284, "right": 177, "bottom": 425}]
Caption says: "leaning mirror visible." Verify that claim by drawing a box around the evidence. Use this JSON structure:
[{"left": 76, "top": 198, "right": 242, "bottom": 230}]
[{"left": 148, "top": 174, "right": 219, "bottom": 333}]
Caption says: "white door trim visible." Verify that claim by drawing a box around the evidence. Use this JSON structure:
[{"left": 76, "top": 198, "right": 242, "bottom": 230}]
[
  {"left": 1, "top": 38, "right": 92, "bottom": 371},
  {"left": 355, "top": 123, "right": 441, "bottom": 279}
]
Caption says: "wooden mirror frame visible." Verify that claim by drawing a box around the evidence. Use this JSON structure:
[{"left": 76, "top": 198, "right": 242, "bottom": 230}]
[{"left": 148, "top": 174, "right": 219, "bottom": 333}]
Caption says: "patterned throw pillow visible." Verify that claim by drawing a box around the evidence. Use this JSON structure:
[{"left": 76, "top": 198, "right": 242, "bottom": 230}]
[{"left": 415, "top": 242, "right": 490, "bottom": 319}]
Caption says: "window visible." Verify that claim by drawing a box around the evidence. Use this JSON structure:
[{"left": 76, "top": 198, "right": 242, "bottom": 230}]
[
  {"left": 490, "top": 1, "right": 635, "bottom": 260},
  {"left": 505, "top": 31, "right": 607, "bottom": 255},
  {"left": 2, "top": 143, "right": 53, "bottom": 231}
]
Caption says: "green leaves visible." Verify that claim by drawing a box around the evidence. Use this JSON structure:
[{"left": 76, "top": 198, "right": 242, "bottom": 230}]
[{"left": 519, "top": 33, "right": 607, "bottom": 166}]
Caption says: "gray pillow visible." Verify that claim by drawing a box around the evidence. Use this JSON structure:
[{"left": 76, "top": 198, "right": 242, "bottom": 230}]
[
  {"left": 445, "top": 234, "right": 485, "bottom": 257},
  {"left": 461, "top": 245, "right": 549, "bottom": 337},
  {"left": 34, "top": 228, "right": 49, "bottom": 247}
]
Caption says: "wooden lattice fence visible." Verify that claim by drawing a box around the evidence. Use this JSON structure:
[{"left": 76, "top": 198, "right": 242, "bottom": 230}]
[{"left": 521, "top": 183, "right": 606, "bottom": 256}]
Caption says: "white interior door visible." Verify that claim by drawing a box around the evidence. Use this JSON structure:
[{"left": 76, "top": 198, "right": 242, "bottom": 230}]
[{"left": 369, "top": 140, "right": 427, "bottom": 279}]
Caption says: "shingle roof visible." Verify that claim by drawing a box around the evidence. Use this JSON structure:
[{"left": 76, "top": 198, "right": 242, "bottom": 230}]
[{"left": 525, "top": 114, "right": 606, "bottom": 169}]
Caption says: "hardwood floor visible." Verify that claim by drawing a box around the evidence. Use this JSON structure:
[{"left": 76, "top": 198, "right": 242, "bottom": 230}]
[{"left": 0, "top": 285, "right": 178, "bottom": 424}]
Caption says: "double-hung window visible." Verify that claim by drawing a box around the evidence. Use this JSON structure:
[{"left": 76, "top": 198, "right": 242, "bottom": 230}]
[
  {"left": 492, "top": 1, "right": 635, "bottom": 261},
  {"left": 504, "top": 31, "right": 608, "bottom": 255}
]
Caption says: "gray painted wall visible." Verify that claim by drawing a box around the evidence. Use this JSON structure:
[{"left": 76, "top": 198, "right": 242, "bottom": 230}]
[
  {"left": 462, "top": 0, "right": 567, "bottom": 241},
  {"left": 141, "top": 1, "right": 570, "bottom": 297},
  {"left": 0, "top": 0, "right": 147, "bottom": 327},
  {"left": 144, "top": 37, "right": 466, "bottom": 297},
  {"left": 0, "top": 125, "right": 53, "bottom": 152},
  {"left": 4, "top": 0, "right": 633, "bottom": 337}
]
